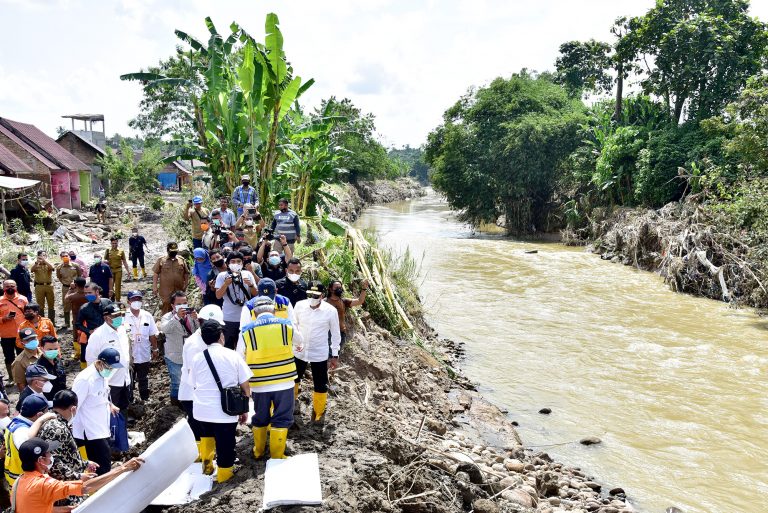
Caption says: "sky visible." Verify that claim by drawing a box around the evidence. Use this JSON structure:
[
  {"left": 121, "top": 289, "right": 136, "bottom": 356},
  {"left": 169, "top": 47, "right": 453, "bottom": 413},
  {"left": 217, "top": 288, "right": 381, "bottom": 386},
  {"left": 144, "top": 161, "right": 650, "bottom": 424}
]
[{"left": 1, "top": 0, "right": 767, "bottom": 148}]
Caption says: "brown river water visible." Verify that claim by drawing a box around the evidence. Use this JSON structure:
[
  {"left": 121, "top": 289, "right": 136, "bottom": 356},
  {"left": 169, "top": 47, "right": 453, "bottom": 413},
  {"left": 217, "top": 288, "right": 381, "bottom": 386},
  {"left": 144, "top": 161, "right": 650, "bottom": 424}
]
[{"left": 354, "top": 189, "right": 768, "bottom": 513}]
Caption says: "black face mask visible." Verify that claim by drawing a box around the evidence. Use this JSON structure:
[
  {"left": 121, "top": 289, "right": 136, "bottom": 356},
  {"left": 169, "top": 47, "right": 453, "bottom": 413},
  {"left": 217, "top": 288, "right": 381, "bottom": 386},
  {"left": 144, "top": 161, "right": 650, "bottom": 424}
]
[
  {"left": 24, "top": 313, "right": 35, "bottom": 320},
  {"left": 333, "top": 288, "right": 343, "bottom": 297},
  {"left": 242, "top": 182, "right": 250, "bottom": 187},
  {"left": 213, "top": 260, "right": 225, "bottom": 268},
  {"left": 4, "top": 288, "right": 15, "bottom": 296},
  {"left": 168, "top": 251, "right": 178, "bottom": 258}
]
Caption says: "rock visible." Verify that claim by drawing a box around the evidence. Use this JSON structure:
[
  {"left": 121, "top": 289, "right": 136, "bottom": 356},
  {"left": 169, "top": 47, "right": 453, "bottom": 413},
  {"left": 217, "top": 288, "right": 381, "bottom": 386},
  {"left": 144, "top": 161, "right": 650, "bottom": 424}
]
[
  {"left": 472, "top": 499, "right": 499, "bottom": 513},
  {"left": 504, "top": 459, "right": 525, "bottom": 472},
  {"left": 536, "top": 471, "right": 559, "bottom": 497},
  {"left": 548, "top": 497, "right": 561, "bottom": 506},
  {"left": 456, "top": 463, "right": 484, "bottom": 484},
  {"left": 539, "top": 408, "right": 552, "bottom": 414},
  {"left": 601, "top": 508, "right": 619, "bottom": 513},
  {"left": 583, "top": 481, "right": 602, "bottom": 492},
  {"left": 609, "top": 487, "right": 625, "bottom": 496},
  {"left": 491, "top": 463, "right": 505, "bottom": 472},
  {"left": 665, "top": 508, "right": 684, "bottom": 513},
  {"left": 585, "top": 502, "right": 600, "bottom": 512},
  {"left": 570, "top": 479, "right": 585, "bottom": 489},
  {"left": 501, "top": 489, "right": 533, "bottom": 508},
  {"left": 499, "top": 476, "right": 520, "bottom": 489},
  {"left": 580, "top": 437, "right": 602, "bottom": 446},
  {"left": 425, "top": 418, "right": 447, "bottom": 435},
  {"left": 456, "top": 471, "right": 470, "bottom": 483}
]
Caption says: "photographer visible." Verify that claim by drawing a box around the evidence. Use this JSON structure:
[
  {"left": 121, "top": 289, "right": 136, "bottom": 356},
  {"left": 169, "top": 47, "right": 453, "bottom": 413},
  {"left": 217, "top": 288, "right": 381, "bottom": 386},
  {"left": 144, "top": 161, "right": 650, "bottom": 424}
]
[
  {"left": 159, "top": 292, "right": 199, "bottom": 402},
  {"left": 202, "top": 210, "right": 232, "bottom": 251},
  {"left": 257, "top": 233, "right": 293, "bottom": 281},
  {"left": 214, "top": 252, "right": 257, "bottom": 350},
  {"left": 235, "top": 203, "right": 264, "bottom": 247}
]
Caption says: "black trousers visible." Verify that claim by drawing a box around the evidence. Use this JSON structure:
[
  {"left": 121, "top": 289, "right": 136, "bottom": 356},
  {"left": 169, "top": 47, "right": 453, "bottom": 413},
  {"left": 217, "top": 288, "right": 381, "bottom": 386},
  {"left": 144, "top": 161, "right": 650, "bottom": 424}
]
[
  {"left": 180, "top": 400, "right": 202, "bottom": 441},
  {"left": 130, "top": 254, "right": 145, "bottom": 269},
  {"left": 294, "top": 359, "right": 329, "bottom": 393},
  {"left": 0, "top": 338, "right": 20, "bottom": 369},
  {"left": 132, "top": 362, "right": 150, "bottom": 401},
  {"left": 110, "top": 385, "right": 131, "bottom": 411},
  {"left": 223, "top": 321, "right": 240, "bottom": 350},
  {"left": 198, "top": 421, "right": 237, "bottom": 468},
  {"left": 75, "top": 436, "right": 111, "bottom": 476}
]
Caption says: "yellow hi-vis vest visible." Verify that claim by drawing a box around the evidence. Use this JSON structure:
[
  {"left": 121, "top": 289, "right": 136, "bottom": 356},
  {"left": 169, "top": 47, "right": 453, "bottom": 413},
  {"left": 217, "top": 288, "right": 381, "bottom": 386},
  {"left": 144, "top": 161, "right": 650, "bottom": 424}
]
[
  {"left": 241, "top": 314, "right": 297, "bottom": 386},
  {"left": 4, "top": 417, "right": 32, "bottom": 486},
  {"left": 247, "top": 295, "right": 291, "bottom": 321}
]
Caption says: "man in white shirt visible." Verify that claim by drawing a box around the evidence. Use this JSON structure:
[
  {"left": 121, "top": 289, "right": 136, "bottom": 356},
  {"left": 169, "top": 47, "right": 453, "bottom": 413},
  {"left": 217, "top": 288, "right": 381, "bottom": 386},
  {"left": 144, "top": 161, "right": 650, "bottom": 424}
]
[
  {"left": 218, "top": 197, "right": 236, "bottom": 229},
  {"left": 124, "top": 291, "right": 159, "bottom": 402},
  {"left": 191, "top": 320, "right": 251, "bottom": 483},
  {"left": 84, "top": 303, "right": 131, "bottom": 411},
  {"left": 72, "top": 347, "right": 123, "bottom": 475},
  {"left": 178, "top": 304, "right": 224, "bottom": 461},
  {"left": 214, "top": 251, "right": 257, "bottom": 350},
  {"left": 293, "top": 281, "right": 341, "bottom": 423}
]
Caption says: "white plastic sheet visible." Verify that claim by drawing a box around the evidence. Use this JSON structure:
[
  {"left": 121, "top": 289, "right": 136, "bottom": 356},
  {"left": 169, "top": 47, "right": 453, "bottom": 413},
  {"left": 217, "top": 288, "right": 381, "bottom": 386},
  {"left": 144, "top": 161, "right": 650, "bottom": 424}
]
[
  {"left": 74, "top": 419, "right": 198, "bottom": 513},
  {"left": 150, "top": 462, "right": 213, "bottom": 506},
  {"left": 262, "top": 453, "right": 323, "bottom": 509}
]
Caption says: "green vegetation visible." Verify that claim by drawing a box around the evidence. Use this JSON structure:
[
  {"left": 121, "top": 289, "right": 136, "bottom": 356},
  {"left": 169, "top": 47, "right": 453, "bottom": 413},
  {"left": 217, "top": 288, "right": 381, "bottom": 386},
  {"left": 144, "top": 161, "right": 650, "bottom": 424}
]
[
  {"left": 95, "top": 141, "right": 162, "bottom": 195},
  {"left": 388, "top": 146, "right": 430, "bottom": 184},
  {"left": 426, "top": 0, "right": 768, "bottom": 238}
]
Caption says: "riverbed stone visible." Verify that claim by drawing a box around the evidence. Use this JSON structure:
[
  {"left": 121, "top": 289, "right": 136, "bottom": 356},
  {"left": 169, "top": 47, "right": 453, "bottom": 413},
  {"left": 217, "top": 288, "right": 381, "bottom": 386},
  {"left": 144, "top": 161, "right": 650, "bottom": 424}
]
[
  {"left": 504, "top": 459, "right": 525, "bottom": 472},
  {"left": 539, "top": 407, "right": 552, "bottom": 414},
  {"left": 501, "top": 489, "right": 534, "bottom": 508},
  {"left": 472, "top": 499, "right": 499, "bottom": 513},
  {"left": 580, "top": 436, "right": 602, "bottom": 446},
  {"left": 584, "top": 481, "right": 602, "bottom": 492},
  {"left": 536, "top": 471, "right": 560, "bottom": 497},
  {"left": 609, "top": 487, "right": 625, "bottom": 496}
]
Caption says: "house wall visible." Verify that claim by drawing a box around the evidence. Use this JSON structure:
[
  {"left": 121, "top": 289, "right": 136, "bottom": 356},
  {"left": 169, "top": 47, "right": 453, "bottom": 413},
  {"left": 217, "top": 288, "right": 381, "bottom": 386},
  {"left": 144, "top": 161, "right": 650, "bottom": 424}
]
[
  {"left": 0, "top": 132, "right": 53, "bottom": 198},
  {"left": 56, "top": 133, "right": 100, "bottom": 202}
]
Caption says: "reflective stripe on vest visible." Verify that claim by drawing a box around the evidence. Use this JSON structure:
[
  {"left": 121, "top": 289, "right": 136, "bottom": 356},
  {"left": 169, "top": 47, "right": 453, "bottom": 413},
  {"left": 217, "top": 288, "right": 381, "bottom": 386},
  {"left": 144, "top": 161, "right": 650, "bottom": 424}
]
[
  {"left": 241, "top": 316, "right": 297, "bottom": 386},
  {"left": 273, "top": 211, "right": 298, "bottom": 240},
  {"left": 4, "top": 418, "right": 31, "bottom": 485}
]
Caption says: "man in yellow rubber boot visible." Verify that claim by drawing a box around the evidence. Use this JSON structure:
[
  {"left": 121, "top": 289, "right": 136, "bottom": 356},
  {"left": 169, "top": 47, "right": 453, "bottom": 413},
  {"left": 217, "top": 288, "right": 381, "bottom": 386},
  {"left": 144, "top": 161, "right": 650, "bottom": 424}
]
[
  {"left": 292, "top": 281, "right": 341, "bottom": 423},
  {"left": 237, "top": 296, "right": 302, "bottom": 459},
  {"left": 104, "top": 236, "right": 131, "bottom": 301}
]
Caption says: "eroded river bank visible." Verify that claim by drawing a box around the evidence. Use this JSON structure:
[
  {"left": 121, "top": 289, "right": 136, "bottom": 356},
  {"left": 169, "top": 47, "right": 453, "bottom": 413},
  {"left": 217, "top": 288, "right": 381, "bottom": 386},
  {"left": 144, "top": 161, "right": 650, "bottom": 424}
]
[{"left": 355, "top": 189, "right": 768, "bottom": 513}]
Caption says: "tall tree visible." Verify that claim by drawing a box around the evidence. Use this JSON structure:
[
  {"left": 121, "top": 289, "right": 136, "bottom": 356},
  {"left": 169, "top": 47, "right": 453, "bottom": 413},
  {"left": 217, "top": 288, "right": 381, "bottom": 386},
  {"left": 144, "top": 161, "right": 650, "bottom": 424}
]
[{"left": 554, "top": 39, "right": 613, "bottom": 97}]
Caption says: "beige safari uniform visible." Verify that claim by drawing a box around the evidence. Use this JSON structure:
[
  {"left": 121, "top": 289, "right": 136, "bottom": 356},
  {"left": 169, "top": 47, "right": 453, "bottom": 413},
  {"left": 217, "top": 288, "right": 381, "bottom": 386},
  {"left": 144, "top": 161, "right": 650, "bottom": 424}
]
[
  {"left": 153, "top": 255, "right": 190, "bottom": 314},
  {"left": 105, "top": 248, "right": 126, "bottom": 300},
  {"left": 185, "top": 207, "right": 210, "bottom": 241},
  {"left": 30, "top": 260, "right": 55, "bottom": 320},
  {"left": 56, "top": 262, "right": 81, "bottom": 327}
]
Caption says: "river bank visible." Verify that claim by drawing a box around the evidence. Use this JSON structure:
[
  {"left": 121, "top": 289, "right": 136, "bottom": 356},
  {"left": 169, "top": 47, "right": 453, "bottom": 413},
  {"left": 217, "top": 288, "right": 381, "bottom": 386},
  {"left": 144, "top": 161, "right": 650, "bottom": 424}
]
[{"left": 326, "top": 177, "right": 426, "bottom": 223}]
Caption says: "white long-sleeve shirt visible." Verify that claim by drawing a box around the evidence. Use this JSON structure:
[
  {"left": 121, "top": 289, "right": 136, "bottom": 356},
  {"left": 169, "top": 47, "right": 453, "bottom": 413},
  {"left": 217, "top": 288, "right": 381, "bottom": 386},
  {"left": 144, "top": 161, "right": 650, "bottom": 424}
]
[
  {"left": 179, "top": 329, "right": 206, "bottom": 401},
  {"left": 71, "top": 365, "right": 111, "bottom": 440},
  {"left": 124, "top": 309, "right": 159, "bottom": 364},
  {"left": 85, "top": 323, "right": 131, "bottom": 386},
  {"left": 292, "top": 299, "right": 341, "bottom": 362}
]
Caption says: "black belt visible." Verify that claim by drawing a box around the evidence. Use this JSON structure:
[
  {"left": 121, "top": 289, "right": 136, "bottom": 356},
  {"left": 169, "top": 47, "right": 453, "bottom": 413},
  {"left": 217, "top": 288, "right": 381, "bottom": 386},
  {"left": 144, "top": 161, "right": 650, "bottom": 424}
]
[{"left": 35, "top": 282, "right": 52, "bottom": 286}]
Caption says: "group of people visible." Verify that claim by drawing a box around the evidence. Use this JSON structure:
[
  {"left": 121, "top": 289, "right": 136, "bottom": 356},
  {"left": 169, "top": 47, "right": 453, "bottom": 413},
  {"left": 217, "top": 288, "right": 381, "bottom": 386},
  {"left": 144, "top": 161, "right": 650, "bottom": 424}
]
[{"left": 0, "top": 184, "right": 371, "bottom": 511}]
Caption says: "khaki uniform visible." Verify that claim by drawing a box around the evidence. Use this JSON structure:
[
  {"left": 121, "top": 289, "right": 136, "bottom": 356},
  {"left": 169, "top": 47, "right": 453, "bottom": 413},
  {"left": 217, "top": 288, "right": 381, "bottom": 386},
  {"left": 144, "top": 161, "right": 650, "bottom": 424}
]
[
  {"left": 153, "top": 255, "right": 190, "bottom": 314},
  {"left": 105, "top": 248, "right": 126, "bottom": 301},
  {"left": 11, "top": 349, "right": 41, "bottom": 390},
  {"left": 242, "top": 227, "right": 260, "bottom": 248},
  {"left": 185, "top": 207, "right": 210, "bottom": 240},
  {"left": 56, "top": 263, "right": 80, "bottom": 327},
  {"left": 30, "top": 260, "right": 55, "bottom": 320}
]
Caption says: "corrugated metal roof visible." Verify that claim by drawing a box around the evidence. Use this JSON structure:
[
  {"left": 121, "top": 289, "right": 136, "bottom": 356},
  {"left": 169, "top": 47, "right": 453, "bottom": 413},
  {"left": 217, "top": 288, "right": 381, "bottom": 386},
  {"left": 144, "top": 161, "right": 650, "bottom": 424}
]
[
  {"left": 0, "top": 175, "right": 40, "bottom": 190},
  {"left": 0, "top": 143, "right": 32, "bottom": 173},
  {"left": 0, "top": 123, "right": 58, "bottom": 169},
  {"left": 55, "top": 131, "right": 106, "bottom": 156},
  {"left": 0, "top": 118, "right": 89, "bottom": 171}
]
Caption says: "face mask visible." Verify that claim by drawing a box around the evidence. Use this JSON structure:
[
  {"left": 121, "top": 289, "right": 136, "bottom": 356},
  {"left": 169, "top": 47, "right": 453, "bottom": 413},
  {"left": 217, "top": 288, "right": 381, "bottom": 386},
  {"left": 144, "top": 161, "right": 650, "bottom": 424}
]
[
  {"left": 268, "top": 256, "right": 280, "bottom": 266},
  {"left": 309, "top": 297, "right": 321, "bottom": 307},
  {"left": 44, "top": 349, "right": 59, "bottom": 360},
  {"left": 168, "top": 251, "right": 178, "bottom": 258},
  {"left": 242, "top": 182, "right": 249, "bottom": 187},
  {"left": 42, "top": 381, "right": 53, "bottom": 393},
  {"left": 69, "top": 255, "right": 76, "bottom": 260},
  {"left": 19, "top": 260, "right": 28, "bottom": 267},
  {"left": 213, "top": 219, "right": 221, "bottom": 226},
  {"left": 201, "top": 224, "right": 210, "bottom": 231},
  {"left": 333, "top": 288, "right": 343, "bottom": 297},
  {"left": 85, "top": 294, "right": 97, "bottom": 302},
  {"left": 111, "top": 317, "right": 123, "bottom": 328},
  {"left": 229, "top": 263, "right": 242, "bottom": 273},
  {"left": 24, "top": 339, "right": 38, "bottom": 350},
  {"left": 132, "top": 231, "right": 138, "bottom": 236},
  {"left": 62, "top": 257, "right": 70, "bottom": 264},
  {"left": 99, "top": 367, "right": 114, "bottom": 379},
  {"left": 245, "top": 220, "right": 254, "bottom": 227},
  {"left": 4, "top": 288, "right": 15, "bottom": 296},
  {"left": 213, "top": 260, "right": 225, "bottom": 268},
  {"left": 287, "top": 273, "right": 300, "bottom": 283},
  {"left": 130, "top": 301, "right": 142, "bottom": 310},
  {"left": 93, "top": 257, "right": 101, "bottom": 264},
  {"left": 41, "top": 456, "right": 54, "bottom": 473},
  {"left": 24, "top": 313, "right": 35, "bottom": 321}
]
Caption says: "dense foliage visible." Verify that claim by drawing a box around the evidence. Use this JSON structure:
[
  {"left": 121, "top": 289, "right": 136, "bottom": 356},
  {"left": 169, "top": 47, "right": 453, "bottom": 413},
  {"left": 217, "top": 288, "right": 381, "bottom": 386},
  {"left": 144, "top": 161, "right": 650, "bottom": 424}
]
[
  {"left": 427, "top": 0, "right": 768, "bottom": 237},
  {"left": 96, "top": 141, "right": 162, "bottom": 195}
]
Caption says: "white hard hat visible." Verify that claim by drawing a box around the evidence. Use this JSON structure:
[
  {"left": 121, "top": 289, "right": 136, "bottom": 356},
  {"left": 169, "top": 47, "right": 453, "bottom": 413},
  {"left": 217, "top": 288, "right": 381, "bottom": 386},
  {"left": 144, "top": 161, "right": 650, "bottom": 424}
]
[{"left": 198, "top": 305, "right": 225, "bottom": 325}]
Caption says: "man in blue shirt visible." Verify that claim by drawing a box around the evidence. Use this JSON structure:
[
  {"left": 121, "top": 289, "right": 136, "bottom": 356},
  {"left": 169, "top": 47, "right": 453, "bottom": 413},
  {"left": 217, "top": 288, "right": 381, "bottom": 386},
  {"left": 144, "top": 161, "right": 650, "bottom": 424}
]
[
  {"left": 231, "top": 175, "right": 258, "bottom": 216},
  {"left": 88, "top": 255, "right": 113, "bottom": 300}
]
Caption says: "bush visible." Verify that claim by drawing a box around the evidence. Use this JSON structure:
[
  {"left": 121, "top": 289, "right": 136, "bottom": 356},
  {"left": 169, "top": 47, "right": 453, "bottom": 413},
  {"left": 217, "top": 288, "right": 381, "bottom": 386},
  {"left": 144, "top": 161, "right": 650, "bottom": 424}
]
[{"left": 150, "top": 196, "right": 165, "bottom": 211}]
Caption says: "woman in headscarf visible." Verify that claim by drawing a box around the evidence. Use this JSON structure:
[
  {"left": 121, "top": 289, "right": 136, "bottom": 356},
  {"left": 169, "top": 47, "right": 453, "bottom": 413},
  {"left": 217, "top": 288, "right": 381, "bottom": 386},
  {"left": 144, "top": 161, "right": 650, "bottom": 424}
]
[{"left": 192, "top": 248, "right": 213, "bottom": 294}]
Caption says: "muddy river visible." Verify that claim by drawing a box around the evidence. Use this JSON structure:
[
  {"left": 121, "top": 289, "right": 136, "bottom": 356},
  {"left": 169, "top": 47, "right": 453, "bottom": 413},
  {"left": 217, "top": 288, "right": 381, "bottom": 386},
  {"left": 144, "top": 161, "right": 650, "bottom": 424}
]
[{"left": 354, "top": 189, "right": 768, "bottom": 513}]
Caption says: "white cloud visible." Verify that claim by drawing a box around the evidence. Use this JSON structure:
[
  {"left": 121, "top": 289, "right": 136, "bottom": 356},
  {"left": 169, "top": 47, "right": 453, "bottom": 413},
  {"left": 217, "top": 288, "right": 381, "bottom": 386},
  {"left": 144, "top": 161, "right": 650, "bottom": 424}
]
[{"left": 1, "top": 0, "right": 767, "bottom": 147}]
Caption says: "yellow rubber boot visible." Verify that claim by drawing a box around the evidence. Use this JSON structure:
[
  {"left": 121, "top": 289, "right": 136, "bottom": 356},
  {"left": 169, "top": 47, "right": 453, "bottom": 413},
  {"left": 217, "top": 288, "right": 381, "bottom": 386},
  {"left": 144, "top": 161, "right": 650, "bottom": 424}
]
[
  {"left": 80, "top": 361, "right": 87, "bottom": 370},
  {"left": 312, "top": 392, "right": 327, "bottom": 422},
  {"left": 269, "top": 428, "right": 289, "bottom": 459},
  {"left": 200, "top": 437, "right": 216, "bottom": 475},
  {"left": 73, "top": 341, "right": 81, "bottom": 359},
  {"left": 217, "top": 466, "right": 234, "bottom": 483},
  {"left": 141, "top": 267, "right": 147, "bottom": 279},
  {"left": 78, "top": 446, "right": 88, "bottom": 460},
  {"left": 252, "top": 426, "right": 267, "bottom": 459},
  {"left": 195, "top": 441, "right": 202, "bottom": 463},
  {"left": 132, "top": 268, "right": 138, "bottom": 280},
  {"left": 294, "top": 383, "right": 299, "bottom": 400}
]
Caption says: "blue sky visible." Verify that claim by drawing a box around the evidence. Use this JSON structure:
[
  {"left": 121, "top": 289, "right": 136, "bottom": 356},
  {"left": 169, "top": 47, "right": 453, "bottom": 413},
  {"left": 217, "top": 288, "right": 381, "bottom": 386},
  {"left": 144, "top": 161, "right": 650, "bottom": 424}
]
[{"left": 1, "top": 0, "right": 766, "bottom": 147}]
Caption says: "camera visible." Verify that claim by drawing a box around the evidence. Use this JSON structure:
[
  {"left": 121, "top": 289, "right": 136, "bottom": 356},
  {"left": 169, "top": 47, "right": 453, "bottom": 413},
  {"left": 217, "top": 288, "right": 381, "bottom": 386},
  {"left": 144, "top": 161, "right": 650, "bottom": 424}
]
[
  {"left": 185, "top": 307, "right": 196, "bottom": 314},
  {"left": 248, "top": 208, "right": 257, "bottom": 215},
  {"left": 264, "top": 228, "right": 275, "bottom": 241},
  {"left": 228, "top": 272, "right": 242, "bottom": 284}
]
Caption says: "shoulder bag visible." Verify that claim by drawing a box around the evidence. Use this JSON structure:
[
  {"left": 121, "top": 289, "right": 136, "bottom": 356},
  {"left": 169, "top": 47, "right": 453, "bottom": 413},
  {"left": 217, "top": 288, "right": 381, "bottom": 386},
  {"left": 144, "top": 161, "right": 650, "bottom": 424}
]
[{"left": 202, "top": 349, "right": 249, "bottom": 416}]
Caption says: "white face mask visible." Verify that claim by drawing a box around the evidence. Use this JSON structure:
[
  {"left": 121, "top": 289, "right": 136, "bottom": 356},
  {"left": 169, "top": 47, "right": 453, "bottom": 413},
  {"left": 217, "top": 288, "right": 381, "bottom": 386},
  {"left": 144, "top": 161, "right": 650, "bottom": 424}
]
[
  {"left": 42, "top": 381, "right": 53, "bottom": 393},
  {"left": 42, "top": 455, "right": 54, "bottom": 473},
  {"left": 130, "top": 301, "right": 142, "bottom": 311},
  {"left": 229, "top": 263, "right": 242, "bottom": 273},
  {"left": 309, "top": 297, "right": 321, "bottom": 307},
  {"left": 287, "top": 273, "right": 300, "bottom": 283},
  {"left": 245, "top": 220, "right": 254, "bottom": 227}
]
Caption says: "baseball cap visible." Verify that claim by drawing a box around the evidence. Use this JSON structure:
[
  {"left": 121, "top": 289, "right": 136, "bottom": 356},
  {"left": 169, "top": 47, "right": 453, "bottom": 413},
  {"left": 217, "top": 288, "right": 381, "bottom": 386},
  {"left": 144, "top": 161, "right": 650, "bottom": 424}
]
[
  {"left": 25, "top": 364, "right": 56, "bottom": 380},
  {"left": 250, "top": 296, "right": 274, "bottom": 314},
  {"left": 19, "top": 327, "right": 36, "bottom": 342},
  {"left": 19, "top": 438, "right": 60, "bottom": 471},
  {"left": 167, "top": 242, "right": 179, "bottom": 251},
  {"left": 20, "top": 395, "right": 49, "bottom": 417},
  {"left": 126, "top": 290, "right": 143, "bottom": 300},
  {"left": 198, "top": 305, "right": 225, "bottom": 326},
  {"left": 257, "top": 278, "right": 276, "bottom": 299},
  {"left": 192, "top": 196, "right": 203, "bottom": 204},
  {"left": 98, "top": 347, "right": 124, "bottom": 368},
  {"left": 241, "top": 175, "right": 250, "bottom": 181},
  {"left": 103, "top": 303, "right": 125, "bottom": 316},
  {"left": 200, "top": 319, "right": 223, "bottom": 344}
]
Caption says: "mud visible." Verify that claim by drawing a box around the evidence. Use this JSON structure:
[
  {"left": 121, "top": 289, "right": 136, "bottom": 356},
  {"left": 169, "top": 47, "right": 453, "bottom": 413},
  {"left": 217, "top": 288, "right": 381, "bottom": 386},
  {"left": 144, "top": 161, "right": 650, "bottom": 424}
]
[{"left": 329, "top": 178, "right": 425, "bottom": 223}]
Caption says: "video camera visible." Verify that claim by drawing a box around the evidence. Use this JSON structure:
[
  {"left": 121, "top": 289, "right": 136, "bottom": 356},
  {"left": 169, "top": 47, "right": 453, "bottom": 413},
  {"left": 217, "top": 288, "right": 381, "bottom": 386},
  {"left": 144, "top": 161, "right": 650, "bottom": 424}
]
[{"left": 263, "top": 228, "right": 275, "bottom": 241}]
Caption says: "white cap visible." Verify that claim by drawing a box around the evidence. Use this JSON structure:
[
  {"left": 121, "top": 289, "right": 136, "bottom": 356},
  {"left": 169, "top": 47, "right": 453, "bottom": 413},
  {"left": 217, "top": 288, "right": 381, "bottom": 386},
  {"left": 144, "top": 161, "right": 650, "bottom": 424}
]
[{"left": 198, "top": 304, "right": 225, "bottom": 325}]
